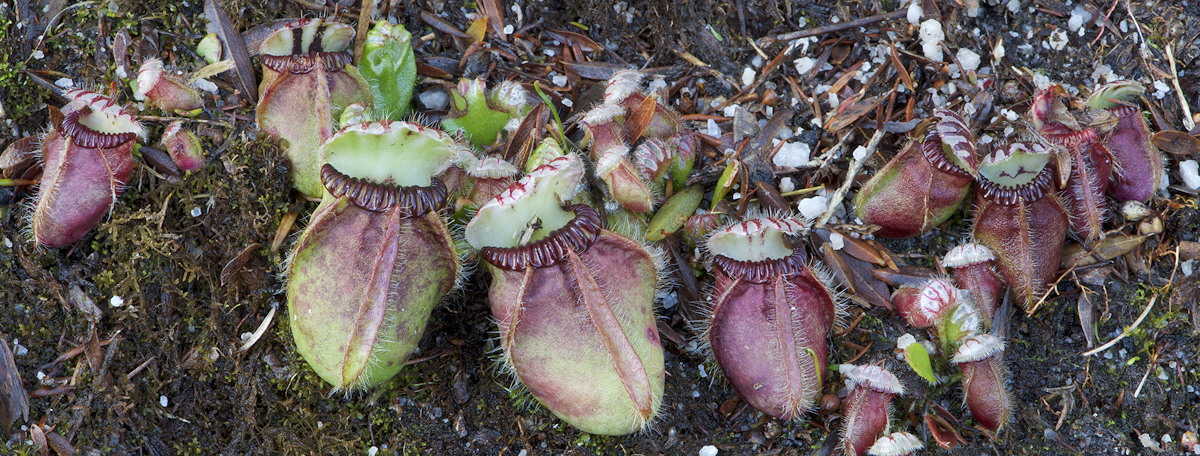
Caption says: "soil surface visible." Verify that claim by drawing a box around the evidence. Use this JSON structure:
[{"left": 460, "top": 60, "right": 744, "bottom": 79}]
[{"left": 2, "top": 0, "right": 1199, "bottom": 455}]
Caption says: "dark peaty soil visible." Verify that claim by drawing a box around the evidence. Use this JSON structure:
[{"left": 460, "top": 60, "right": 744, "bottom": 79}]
[{"left": 1, "top": 0, "right": 1198, "bottom": 455}]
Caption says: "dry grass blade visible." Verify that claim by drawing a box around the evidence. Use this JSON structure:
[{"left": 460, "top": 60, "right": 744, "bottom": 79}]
[
  {"left": 420, "top": 11, "right": 471, "bottom": 39},
  {"left": 545, "top": 29, "right": 603, "bottom": 53},
  {"left": 889, "top": 44, "right": 914, "bottom": 91},
  {"left": 205, "top": 0, "right": 256, "bottom": 101},
  {"left": 0, "top": 338, "right": 28, "bottom": 436},
  {"left": 477, "top": 0, "right": 506, "bottom": 41},
  {"left": 827, "top": 61, "right": 864, "bottom": 96}
]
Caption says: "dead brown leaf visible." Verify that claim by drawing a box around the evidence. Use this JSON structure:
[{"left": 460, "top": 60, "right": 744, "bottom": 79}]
[
  {"left": 1152, "top": 130, "right": 1200, "bottom": 155},
  {"left": 221, "top": 243, "right": 262, "bottom": 287},
  {"left": 1061, "top": 234, "right": 1151, "bottom": 268},
  {"left": 84, "top": 325, "right": 102, "bottom": 373},
  {"left": 626, "top": 93, "right": 659, "bottom": 143},
  {"left": 0, "top": 338, "right": 29, "bottom": 436},
  {"left": 46, "top": 430, "right": 76, "bottom": 456},
  {"left": 205, "top": 0, "right": 256, "bottom": 101},
  {"left": 824, "top": 94, "right": 884, "bottom": 132},
  {"left": 502, "top": 103, "right": 547, "bottom": 163}
]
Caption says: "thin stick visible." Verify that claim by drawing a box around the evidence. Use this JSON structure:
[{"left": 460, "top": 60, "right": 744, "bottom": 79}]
[
  {"left": 1166, "top": 44, "right": 1196, "bottom": 131},
  {"left": 760, "top": 9, "right": 907, "bottom": 45},
  {"left": 816, "top": 129, "right": 885, "bottom": 227},
  {"left": 1081, "top": 295, "right": 1157, "bottom": 357}
]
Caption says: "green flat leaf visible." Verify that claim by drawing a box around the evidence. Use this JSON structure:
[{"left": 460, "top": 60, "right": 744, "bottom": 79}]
[
  {"left": 711, "top": 159, "right": 740, "bottom": 211},
  {"left": 645, "top": 185, "right": 703, "bottom": 242},
  {"left": 905, "top": 343, "right": 938, "bottom": 384}
]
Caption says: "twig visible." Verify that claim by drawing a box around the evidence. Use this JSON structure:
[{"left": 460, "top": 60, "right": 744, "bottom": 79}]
[
  {"left": 238, "top": 304, "right": 277, "bottom": 352},
  {"left": 1081, "top": 294, "right": 1157, "bottom": 357},
  {"left": 759, "top": 9, "right": 907, "bottom": 45},
  {"left": 1166, "top": 44, "right": 1196, "bottom": 131},
  {"left": 816, "top": 128, "right": 884, "bottom": 227},
  {"left": 1090, "top": 0, "right": 1122, "bottom": 45},
  {"left": 353, "top": 0, "right": 373, "bottom": 63}
]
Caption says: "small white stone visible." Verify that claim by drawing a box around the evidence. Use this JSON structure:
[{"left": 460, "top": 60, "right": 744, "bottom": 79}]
[
  {"left": 852, "top": 145, "right": 868, "bottom": 161},
  {"left": 797, "top": 196, "right": 827, "bottom": 220},
  {"left": 906, "top": 0, "right": 922, "bottom": 24},
  {"left": 190, "top": 207, "right": 203, "bottom": 217},
  {"left": 418, "top": 88, "right": 449, "bottom": 111},
  {"left": 741, "top": 68, "right": 756, "bottom": 87},
  {"left": 956, "top": 48, "right": 981, "bottom": 72},
  {"left": 561, "top": 98, "right": 573, "bottom": 108},
  {"left": 794, "top": 57, "right": 816, "bottom": 75},
  {"left": 779, "top": 177, "right": 795, "bottom": 193},
  {"left": 660, "top": 291, "right": 678, "bottom": 309},
  {"left": 722, "top": 105, "right": 739, "bottom": 118},
  {"left": 1001, "top": 108, "right": 1020, "bottom": 121},
  {"left": 1153, "top": 80, "right": 1172, "bottom": 99},
  {"left": 368, "top": 447, "right": 379, "bottom": 456},
  {"left": 829, "top": 232, "right": 845, "bottom": 250},
  {"left": 919, "top": 20, "right": 945, "bottom": 62},
  {"left": 110, "top": 296, "right": 125, "bottom": 307},
  {"left": 192, "top": 78, "right": 218, "bottom": 93},
  {"left": 32, "top": 50, "right": 44, "bottom": 59},
  {"left": 54, "top": 77, "right": 74, "bottom": 88},
  {"left": 1032, "top": 73, "right": 1052, "bottom": 91},
  {"left": 896, "top": 333, "right": 917, "bottom": 351},
  {"left": 1068, "top": 5, "right": 1092, "bottom": 32},
  {"left": 1047, "top": 29, "right": 1069, "bottom": 51},
  {"left": 698, "top": 364, "right": 708, "bottom": 378},
  {"left": 1179, "top": 160, "right": 1200, "bottom": 190},
  {"left": 503, "top": 24, "right": 514, "bottom": 35},
  {"left": 773, "top": 142, "right": 811, "bottom": 168},
  {"left": 1181, "top": 259, "right": 1195, "bottom": 277},
  {"left": 552, "top": 74, "right": 568, "bottom": 87},
  {"left": 3, "top": 237, "right": 11, "bottom": 249},
  {"left": 699, "top": 445, "right": 719, "bottom": 456},
  {"left": 159, "top": 395, "right": 169, "bottom": 407},
  {"left": 706, "top": 119, "right": 720, "bottom": 137}
]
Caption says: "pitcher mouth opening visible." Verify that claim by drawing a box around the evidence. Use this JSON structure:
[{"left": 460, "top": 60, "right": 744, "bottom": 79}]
[
  {"left": 479, "top": 204, "right": 603, "bottom": 271},
  {"left": 711, "top": 249, "right": 808, "bottom": 284},
  {"left": 62, "top": 106, "right": 139, "bottom": 149},
  {"left": 262, "top": 51, "right": 352, "bottom": 74},
  {"left": 320, "top": 163, "right": 448, "bottom": 216}
]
